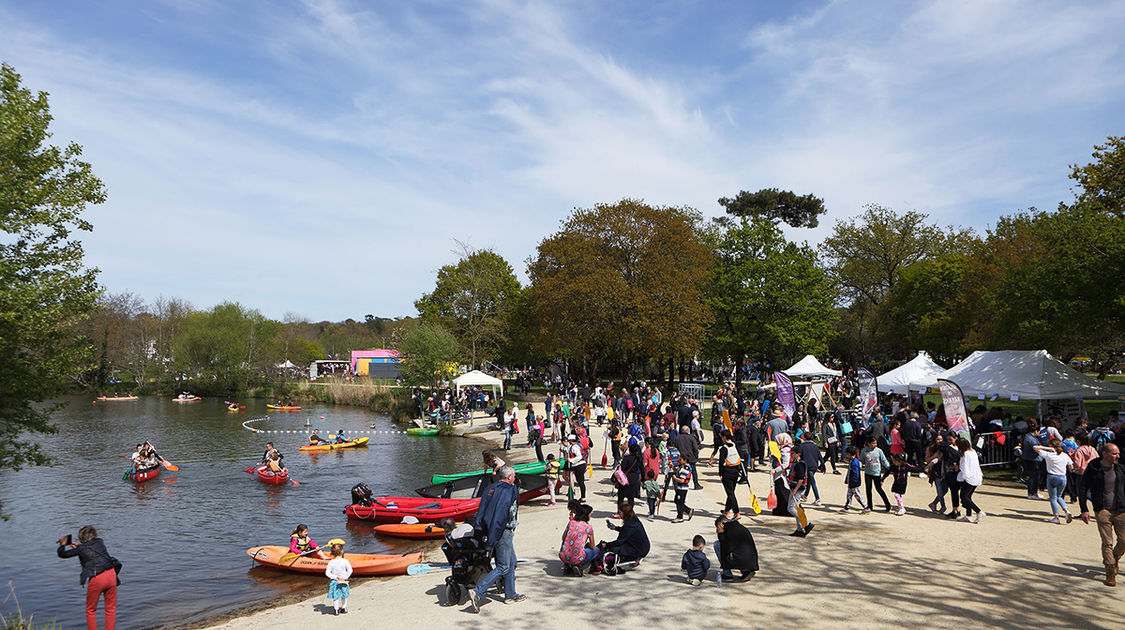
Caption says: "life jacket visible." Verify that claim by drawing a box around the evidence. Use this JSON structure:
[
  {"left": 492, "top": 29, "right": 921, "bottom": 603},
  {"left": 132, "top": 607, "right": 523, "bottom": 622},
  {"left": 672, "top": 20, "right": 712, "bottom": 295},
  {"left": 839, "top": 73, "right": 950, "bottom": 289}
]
[
  {"left": 291, "top": 534, "right": 313, "bottom": 552},
  {"left": 667, "top": 446, "right": 681, "bottom": 467},
  {"left": 673, "top": 463, "right": 692, "bottom": 486},
  {"left": 722, "top": 446, "right": 742, "bottom": 468},
  {"left": 268, "top": 459, "right": 282, "bottom": 472}
]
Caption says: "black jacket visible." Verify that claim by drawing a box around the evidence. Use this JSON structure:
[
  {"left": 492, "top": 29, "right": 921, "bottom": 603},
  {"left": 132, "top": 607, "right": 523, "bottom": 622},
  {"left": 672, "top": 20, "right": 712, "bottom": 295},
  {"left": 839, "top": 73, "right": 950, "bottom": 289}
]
[
  {"left": 1081, "top": 459, "right": 1125, "bottom": 514},
  {"left": 606, "top": 516, "right": 650, "bottom": 561},
  {"left": 718, "top": 520, "right": 759, "bottom": 572},
  {"left": 57, "top": 538, "right": 118, "bottom": 585}
]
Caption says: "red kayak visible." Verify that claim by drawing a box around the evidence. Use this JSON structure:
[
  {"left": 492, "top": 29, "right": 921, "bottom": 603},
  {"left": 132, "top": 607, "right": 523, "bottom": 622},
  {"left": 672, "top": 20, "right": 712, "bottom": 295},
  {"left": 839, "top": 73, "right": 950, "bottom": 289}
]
[
  {"left": 129, "top": 466, "right": 161, "bottom": 483},
  {"left": 256, "top": 465, "right": 289, "bottom": 486},
  {"left": 345, "top": 483, "right": 548, "bottom": 522}
]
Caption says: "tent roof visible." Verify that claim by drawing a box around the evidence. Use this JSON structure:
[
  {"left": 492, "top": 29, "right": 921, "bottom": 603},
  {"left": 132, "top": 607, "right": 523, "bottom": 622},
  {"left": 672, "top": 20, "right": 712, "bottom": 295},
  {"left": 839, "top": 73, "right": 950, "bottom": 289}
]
[
  {"left": 876, "top": 351, "right": 946, "bottom": 395},
  {"left": 907, "top": 349, "right": 1125, "bottom": 400},
  {"left": 783, "top": 355, "right": 842, "bottom": 378},
  {"left": 276, "top": 359, "right": 297, "bottom": 369},
  {"left": 453, "top": 370, "right": 503, "bottom": 388}
]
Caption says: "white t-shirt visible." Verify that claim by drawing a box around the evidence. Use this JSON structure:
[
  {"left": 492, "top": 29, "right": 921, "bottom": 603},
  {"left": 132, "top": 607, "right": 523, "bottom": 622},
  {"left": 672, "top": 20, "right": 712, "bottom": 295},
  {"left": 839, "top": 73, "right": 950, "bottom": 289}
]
[
  {"left": 325, "top": 557, "right": 352, "bottom": 581},
  {"left": 1040, "top": 450, "right": 1073, "bottom": 476}
]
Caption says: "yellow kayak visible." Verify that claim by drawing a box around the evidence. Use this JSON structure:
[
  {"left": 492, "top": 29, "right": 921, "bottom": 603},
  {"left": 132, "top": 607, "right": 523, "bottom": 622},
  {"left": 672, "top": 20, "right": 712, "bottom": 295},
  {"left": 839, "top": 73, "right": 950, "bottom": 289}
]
[{"left": 298, "top": 437, "right": 369, "bottom": 452}]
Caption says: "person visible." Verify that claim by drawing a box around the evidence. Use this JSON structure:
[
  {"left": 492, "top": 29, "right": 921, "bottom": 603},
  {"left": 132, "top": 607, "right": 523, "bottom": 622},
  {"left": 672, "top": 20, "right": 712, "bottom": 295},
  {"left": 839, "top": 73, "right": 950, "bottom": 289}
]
[
  {"left": 956, "top": 437, "right": 984, "bottom": 523},
  {"left": 901, "top": 412, "right": 925, "bottom": 466},
  {"left": 1071, "top": 433, "right": 1100, "bottom": 506},
  {"left": 324, "top": 539, "right": 352, "bottom": 615},
  {"left": 1034, "top": 438, "right": 1074, "bottom": 524},
  {"left": 714, "top": 514, "right": 758, "bottom": 583},
  {"left": 308, "top": 430, "right": 327, "bottom": 445},
  {"left": 673, "top": 423, "right": 703, "bottom": 491},
  {"left": 129, "top": 444, "right": 143, "bottom": 472},
  {"left": 926, "top": 433, "right": 949, "bottom": 513},
  {"left": 58, "top": 525, "right": 119, "bottom": 630},
  {"left": 1080, "top": 443, "right": 1125, "bottom": 586},
  {"left": 334, "top": 429, "right": 347, "bottom": 444},
  {"left": 565, "top": 435, "right": 588, "bottom": 501},
  {"left": 469, "top": 465, "right": 525, "bottom": 611},
  {"left": 266, "top": 451, "right": 285, "bottom": 472},
  {"left": 797, "top": 432, "right": 825, "bottom": 505},
  {"left": 559, "top": 503, "right": 596, "bottom": 576},
  {"left": 860, "top": 436, "right": 893, "bottom": 512},
  {"left": 823, "top": 416, "right": 842, "bottom": 474},
  {"left": 260, "top": 442, "right": 282, "bottom": 466},
  {"left": 439, "top": 517, "right": 476, "bottom": 540},
  {"left": 716, "top": 430, "right": 743, "bottom": 518},
  {"left": 482, "top": 450, "right": 505, "bottom": 476},
  {"left": 544, "top": 454, "right": 561, "bottom": 506},
  {"left": 289, "top": 524, "right": 325, "bottom": 559},
  {"left": 838, "top": 446, "right": 869, "bottom": 514},
  {"left": 595, "top": 501, "right": 650, "bottom": 575},
  {"left": 681, "top": 534, "right": 711, "bottom": 586},
  {"left": 608, "top": 421, "right": 623, "bottom": 467},
  {"left": 642, "top": 469, "right": 661, "bottom": 520},
  {"left": 883, "top": 453, "right": 922, "bottom": 516},
  {"left": 1021, "top": 419, "right": 1045, "bottom": 498},
  {"left": 783, "top": 439, "right": 814, "bottom": 537},
  {"left": 503, "top": 404, "right": 516, "bottom": 450},
  {"left": 671, "top": 456, "right": 694, "bottom": 522},
  {"left": 618, "top": 442, "right": 643, "bottom": 505}
]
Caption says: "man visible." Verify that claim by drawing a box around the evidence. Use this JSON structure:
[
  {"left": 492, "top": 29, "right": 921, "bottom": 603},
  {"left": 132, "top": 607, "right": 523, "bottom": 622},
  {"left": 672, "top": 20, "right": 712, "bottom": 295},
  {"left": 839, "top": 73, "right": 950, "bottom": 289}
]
[
  {"left": 797, "top": 433, "right": 825, "bottom": 505},
  {"left": 1080, "top": 443, "right": 1125, "bottom": 586},
  {"left": 673, "top": 424, "right": 702, "bottom": 490},
  {"left": 259, "top": 442, "right": 282, "bottom": 466},
  {"left": 901, "top": 412, "right": 924, "bottom": 467},
  {"left": 714, "top": 514, "right": 758, "bottom": 583},
  {"left": 766, "top": 408, "right": 788, "bottom": 443},
  {"left": 469, "top": 465, "right": 525, "bottom": 610}
]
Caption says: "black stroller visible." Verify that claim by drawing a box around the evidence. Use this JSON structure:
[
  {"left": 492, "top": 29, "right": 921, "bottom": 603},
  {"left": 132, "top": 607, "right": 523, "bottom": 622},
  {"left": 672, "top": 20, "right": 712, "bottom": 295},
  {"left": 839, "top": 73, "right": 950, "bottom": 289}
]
[{"left": 440, "top": 526, "right": 494, "bottom": 606}]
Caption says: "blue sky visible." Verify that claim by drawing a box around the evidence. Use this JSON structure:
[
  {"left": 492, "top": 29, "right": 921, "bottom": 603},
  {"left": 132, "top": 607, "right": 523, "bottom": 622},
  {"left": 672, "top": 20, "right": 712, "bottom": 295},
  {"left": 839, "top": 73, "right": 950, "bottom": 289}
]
[{"left": 2, "top": 0, "right": 1123, "bottom": 321}]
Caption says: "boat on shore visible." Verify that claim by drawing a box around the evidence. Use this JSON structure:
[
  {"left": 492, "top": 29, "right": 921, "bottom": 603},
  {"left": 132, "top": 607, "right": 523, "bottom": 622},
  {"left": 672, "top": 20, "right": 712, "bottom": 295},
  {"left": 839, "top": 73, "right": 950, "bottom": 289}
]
[
  {"left": 415, "top": 473, "right": 547, "bottom": 500},
  {"left": 346, "top": 477, "right": 548, "bottom": 522},
  {"left": 429, "top": 460, "right": 547, "bottom": 484},
  {"left": 246, "top": 546, "right": 421, "bottom": 576}
]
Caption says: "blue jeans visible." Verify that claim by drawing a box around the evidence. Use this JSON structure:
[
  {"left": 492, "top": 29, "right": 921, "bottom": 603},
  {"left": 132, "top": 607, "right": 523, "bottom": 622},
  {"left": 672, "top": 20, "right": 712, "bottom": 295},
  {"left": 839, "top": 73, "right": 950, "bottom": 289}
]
[
  {"left": 807, "top": 470, "right": 820, "bottom": 501},
  {"left": 1046, "top": 473, "right": 1067, "bottom": 516},
  {"left": 474, "top": 529, "right": 517, "bottom": 600},
  {"left": 932, "top": 478, "right": 947, "bottom": 510},
  {"left": 503, "top": 431, "right": 512, "bottom": 450}
]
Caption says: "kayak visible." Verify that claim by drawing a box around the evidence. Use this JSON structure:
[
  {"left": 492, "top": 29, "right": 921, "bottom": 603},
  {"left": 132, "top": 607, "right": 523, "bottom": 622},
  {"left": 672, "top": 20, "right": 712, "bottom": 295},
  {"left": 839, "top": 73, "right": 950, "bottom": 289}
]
[
  {"left": 256, "top": 465, "right": 289, "bottom": 486},
  {"left": 128, "top": 466, "right": 161, "bottom": 482},
  {"left": 406, "top": 427, "right": 439, "bottom": 436},
  {"left": 372, "top": 522, "right": 449, "bottom": 539},
  {"left": 246, "top": 546, "right": 421, "bottom": 576},
  {"left": 299, "top": 437, "right": 369, "bottom": 452},
  {"left": 346, "top": 481, "right": 548, "bottom": 523},
  {"left": 228, "top": 405, "right": 242, "bottom": 412},
  {"left": 172, "top": 396, "right": 201, "bottom": 403},
  {"left": 415, "top": 473, "right": 548, "bottom": 500},
  {"left": 97, "top": 396, "right": 138, "bottom": 402},
  {"left": 430, "top": 460, "right": 548, "bottom": 484},
  {"left": 266, "top": 404, "right": 301, "bottom": 410}
]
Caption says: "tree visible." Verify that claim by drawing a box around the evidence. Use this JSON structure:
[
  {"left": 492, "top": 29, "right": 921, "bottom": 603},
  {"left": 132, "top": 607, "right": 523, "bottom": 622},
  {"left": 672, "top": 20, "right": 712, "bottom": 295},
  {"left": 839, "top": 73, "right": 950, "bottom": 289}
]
[
  {"left": 396, "top": 322, "right": 462, "bottom": 386},
  {"left": 705, "top": 216, "right": 837, "bottom": 382},
  {"left": 415, "top": 245, "right": 521, "bottom": 368},
  {"left": 526, "top": 199, "right": 713, "bottom": 379},
  {"left": 172, "top": 302, "right": 281, "bottom": 392},
  {"left": 0, "top": 62, "right": 104, "bottom": 513},
  {"left": 718, "top": 188, "right": 827, "bottom": 228},
  {"left": 884, "top": 253, "right": 975, "bottom": 363},
  {"left": 1070, "top": 135, "right": 1125, "bottom": 219}
]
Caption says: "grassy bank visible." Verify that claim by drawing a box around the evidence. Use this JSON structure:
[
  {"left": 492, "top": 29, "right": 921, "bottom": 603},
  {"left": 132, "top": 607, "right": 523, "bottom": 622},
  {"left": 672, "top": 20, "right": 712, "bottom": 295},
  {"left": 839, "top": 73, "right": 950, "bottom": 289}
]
[{"left": 291, "top": 380, "right": 415, "bottom": 420}]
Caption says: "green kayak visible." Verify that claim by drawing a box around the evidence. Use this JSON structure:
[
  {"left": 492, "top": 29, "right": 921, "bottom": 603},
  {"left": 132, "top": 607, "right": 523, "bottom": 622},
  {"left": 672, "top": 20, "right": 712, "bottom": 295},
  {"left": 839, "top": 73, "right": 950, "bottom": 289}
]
[
  {"left": 430, "top": 460, "right": 548, "bottom": 484},
  {"left": 406, "top": 427, "right": 440, "bottom": 436}
]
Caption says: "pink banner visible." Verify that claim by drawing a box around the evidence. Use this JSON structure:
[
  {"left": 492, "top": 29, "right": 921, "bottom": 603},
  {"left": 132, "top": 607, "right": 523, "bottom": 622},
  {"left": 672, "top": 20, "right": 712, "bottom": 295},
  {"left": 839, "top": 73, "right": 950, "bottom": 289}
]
[{"left": 938, "top": 379, "right": 970, "bottom": 437}]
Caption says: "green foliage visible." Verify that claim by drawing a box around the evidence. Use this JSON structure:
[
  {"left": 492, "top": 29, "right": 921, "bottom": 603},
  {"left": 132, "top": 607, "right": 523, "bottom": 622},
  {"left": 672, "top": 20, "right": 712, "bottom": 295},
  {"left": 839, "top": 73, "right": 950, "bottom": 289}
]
[
  {"left": 172, "top": 302, "right": 281, "bottom": 393},
  {"left": 885, "top": 253, "right": 973, "bottom": 363},
  {"left": 396, "top": 321, "right": 462, "bottom": 386},
  {"left": 706, "top": 216, "right": 838, "bottom": 367},
  {"left": 415, "top": 247, "right": 520, "bottom": 367},
  {"left": 1070, "top": 135, "right": 1125, "bottom": 219},
  {"left": 0, "top": 62, "right": 103, "bottom": 514},
  {"left": 717, "top": 188, "right": 827, "bottom": 228}
]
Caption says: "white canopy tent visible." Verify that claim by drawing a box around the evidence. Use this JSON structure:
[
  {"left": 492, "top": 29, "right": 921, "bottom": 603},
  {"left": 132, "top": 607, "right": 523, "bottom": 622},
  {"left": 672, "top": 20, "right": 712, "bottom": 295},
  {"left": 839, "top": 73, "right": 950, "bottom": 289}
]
[
  {"left": 907, "top": 349, "right": 1125, "bottom": 400},
  {"left": 453, "top": 370, "right": 505, "bottom": 399},
  {"left": 877, "top": 351, "right": 946, "bottom": 395},
  {"left": 783, "top": 355, "right": 842, "bottom": 378},
  {"left": 276, "top": 359, "right": 297, "bottom": 369}
]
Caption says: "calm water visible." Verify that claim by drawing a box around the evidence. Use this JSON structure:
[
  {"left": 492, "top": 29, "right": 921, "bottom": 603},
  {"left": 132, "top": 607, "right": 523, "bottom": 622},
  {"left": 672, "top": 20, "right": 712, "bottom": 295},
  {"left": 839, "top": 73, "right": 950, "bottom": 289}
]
[{"left": 0, "top": 396, "right": 487, "bottom": 629}]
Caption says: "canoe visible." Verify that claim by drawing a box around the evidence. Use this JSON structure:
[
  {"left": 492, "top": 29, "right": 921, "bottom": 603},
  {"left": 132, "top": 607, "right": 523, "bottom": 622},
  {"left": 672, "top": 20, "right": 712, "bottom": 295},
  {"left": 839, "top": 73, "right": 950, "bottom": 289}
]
[
  {"left": 372, "top": 522, "right": 449, "bottom": 539},
  {"left": 346, "top": 481, "right": 548, "bottom": 523},
  {"left": 406, "top": 427, "right": 439, "bottom": 436},
  {"left": 298, "top": 437, "right": 369, "bottom": 452},
  {"left": 430, "top": 460, "right": 547, "bottom": 484},
  {"left": 172, "top": 396, "right": 201, "bottom": 403},
  {"left": 256, "top": 465, "right": 289, "bottom": 486},
  {"left": 266, "top": 404, "right": 301, "bottom": 410},
  {"left": 415, "top": 473, "right": 548, "bottom": 500},
  {"left": 128, "top": 466, "right": 161, "bottom": 482},
  {"left": 246, "top": 546, "right": 421, "bottom": 576},
  {"left": 97, "top": 396, "right": 138, "bottom": 402}
]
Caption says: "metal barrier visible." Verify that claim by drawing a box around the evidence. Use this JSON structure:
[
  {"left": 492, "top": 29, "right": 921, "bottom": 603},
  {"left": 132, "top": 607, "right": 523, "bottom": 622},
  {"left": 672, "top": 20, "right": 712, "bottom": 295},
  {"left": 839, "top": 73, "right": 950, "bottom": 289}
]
[{"left": 975, "top": 430, "right": 1016, "bottom": 468}]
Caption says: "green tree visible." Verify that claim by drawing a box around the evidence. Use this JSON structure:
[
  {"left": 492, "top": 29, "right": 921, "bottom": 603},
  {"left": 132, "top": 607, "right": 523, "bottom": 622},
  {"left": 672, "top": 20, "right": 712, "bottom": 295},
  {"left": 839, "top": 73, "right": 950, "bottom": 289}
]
[
  {"left": 415, "top": 246, "right": 521, "bottom": 368},
  {"left": 705, "top": 216, "right": 837, "bottom": 382},
  {"left": 884, "top": 253, "right": 974, "bottom": 363},
  {"left": 717, "top": 188, "right": 827, "bottom": 228},
  {"left": 396, "top": 321, "right": 462, "bottom": 386},
  {"left": 172, "top": 302, "right": 281, "bottom": 392},
  {"left": 0, "top": 62, "right": 104, "bottom": 513},
  {"left": 1070, "top": 135, "right": 1125, "bottom": 219}
]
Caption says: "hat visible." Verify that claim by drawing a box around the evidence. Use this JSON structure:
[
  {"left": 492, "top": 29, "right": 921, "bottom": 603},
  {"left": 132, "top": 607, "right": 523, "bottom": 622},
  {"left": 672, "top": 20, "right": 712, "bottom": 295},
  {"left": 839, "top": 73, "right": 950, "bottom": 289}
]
[
  {"left": 567, "top": 434, "right": 577, "bottom": 441},
  {"left": 770, "top": 408, "right": 783, "bottom": 417},
  {"left": 327, "top": 538, "right": 346, "bottom": 546}
]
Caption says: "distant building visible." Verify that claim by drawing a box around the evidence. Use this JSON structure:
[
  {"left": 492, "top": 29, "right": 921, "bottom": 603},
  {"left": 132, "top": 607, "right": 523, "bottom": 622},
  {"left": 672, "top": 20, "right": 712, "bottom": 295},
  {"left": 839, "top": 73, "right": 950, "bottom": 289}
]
[{"left": 351, "top": 349, "right": 401, "bottom": 379}]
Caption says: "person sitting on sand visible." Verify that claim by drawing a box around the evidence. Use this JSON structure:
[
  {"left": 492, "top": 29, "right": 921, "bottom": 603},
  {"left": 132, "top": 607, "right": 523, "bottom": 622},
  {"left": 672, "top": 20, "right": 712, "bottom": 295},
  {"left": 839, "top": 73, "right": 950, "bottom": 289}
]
[
  {"left": 593, "top": 502, "right": 649, "bottom": 575},
  {"left": 714, "top": 514, "right": 758, "bottom": 582},
  {"left": 559, "top": 503, "right": 596, "bottom": 576}
]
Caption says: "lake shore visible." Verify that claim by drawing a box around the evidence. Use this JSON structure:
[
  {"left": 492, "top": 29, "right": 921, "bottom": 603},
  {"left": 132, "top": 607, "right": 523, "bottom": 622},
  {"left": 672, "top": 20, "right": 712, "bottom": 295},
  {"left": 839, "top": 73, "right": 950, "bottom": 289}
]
[{"left": 197, "top": 403, "right": 1125, "bottom": 630}]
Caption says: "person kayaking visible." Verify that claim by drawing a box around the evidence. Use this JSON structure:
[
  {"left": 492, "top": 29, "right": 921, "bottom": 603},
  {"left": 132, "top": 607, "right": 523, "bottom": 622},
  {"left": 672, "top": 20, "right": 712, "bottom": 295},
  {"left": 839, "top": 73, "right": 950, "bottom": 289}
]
[
  {"left": 266, "top": 452, "right": 285, "bottom": 473},
  {"left": 334, "top": 429, "right": 347, "bottom": 444},
  {"left": 308, "top": 430, "right": 327, "bottom": 445},
  {"left": 289, "top": 524, "right": 325, "bottom": 559},
  {"left": 260, "top": 442, "right": 283, "bottom": 467}
]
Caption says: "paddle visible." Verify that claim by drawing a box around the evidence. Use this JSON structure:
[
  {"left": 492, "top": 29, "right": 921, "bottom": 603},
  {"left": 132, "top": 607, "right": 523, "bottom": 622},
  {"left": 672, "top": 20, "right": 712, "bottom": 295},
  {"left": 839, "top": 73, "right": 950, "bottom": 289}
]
[
  {"left": 600, "top": 436, "right": 608, "bottom": 468},
  {"left": 283, "top": 546, "right": 325, "bottom": 566},
  {"left": 146, "top": 441, "right": 179, "bottom": 471},
  {"left": 740, "top": 460, "right": 762, "bottom": 515}
]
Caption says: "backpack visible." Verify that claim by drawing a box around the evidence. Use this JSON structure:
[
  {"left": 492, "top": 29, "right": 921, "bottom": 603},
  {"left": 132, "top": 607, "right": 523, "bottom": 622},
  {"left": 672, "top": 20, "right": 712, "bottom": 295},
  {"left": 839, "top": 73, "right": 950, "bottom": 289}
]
[
  {"left": 1092, "top": 428, "right": 1112, "bottom": 448},
  {"left": 667, "top": 446, "right": 681, "bottom": 467}
]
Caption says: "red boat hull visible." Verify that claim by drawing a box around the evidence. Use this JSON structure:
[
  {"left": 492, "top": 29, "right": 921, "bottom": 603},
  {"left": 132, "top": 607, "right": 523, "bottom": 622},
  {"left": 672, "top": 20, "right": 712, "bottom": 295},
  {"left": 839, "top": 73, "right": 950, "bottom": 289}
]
[
  {"left": 345, "top": 484, "right": 547, "bottom": 523},
  {"left": 130, "top": 467, "right": 161, "bottom": 483},
  {"left": 256, "top": 466, "right": 289, "bottom": 486}
]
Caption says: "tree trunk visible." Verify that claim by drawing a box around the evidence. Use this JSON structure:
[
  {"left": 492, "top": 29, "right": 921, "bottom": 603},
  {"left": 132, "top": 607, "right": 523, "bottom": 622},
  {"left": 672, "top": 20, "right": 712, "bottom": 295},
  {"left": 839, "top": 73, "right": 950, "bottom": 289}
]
[{"left": 734, "top": 350, "right": 743, "bottom": 389}]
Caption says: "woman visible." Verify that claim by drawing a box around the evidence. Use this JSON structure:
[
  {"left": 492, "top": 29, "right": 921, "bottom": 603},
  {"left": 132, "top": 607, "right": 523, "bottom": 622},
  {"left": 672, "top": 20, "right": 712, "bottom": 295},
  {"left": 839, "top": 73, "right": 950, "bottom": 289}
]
[
  {"left": 608, "top": 420, "right": 623, "bottom": 468},
  {"left": 770, "top": 433, "right": 794, "bottom": 516},
  {"left": 559, "top": 503, "right": 596, "bottom": 575},
  {"left": 717, "top": 430, "right": 744, "bottom": 518},
  {"left": 618, "top": 443, "right": 644, "bottom": 505},
  {"left": 1071, "top": 433, "right": 1099, "bottom": 506},
  {"left": 1033, "top": 438, "right": 1074, "bottom": 523},
  {"left": 595, "top": 502, "right": 650, "bottom": 575},
  {"left": 482, "top": 450, "right": 505, "bottom": 475},
  {"left": 57, "top": 525, "right": 119, "bottom": 630},
  {"left": 925, "top": 433, "right": 948, "bottom": 513},
  {"left": 715, "top": 514, "right": 758, "bottom": 582},
  {"left": 955, "top": 437, "right": 984, "bottom": 523},
  {"left": 643, "top": 437, "right": 661, "bottom": 481}
]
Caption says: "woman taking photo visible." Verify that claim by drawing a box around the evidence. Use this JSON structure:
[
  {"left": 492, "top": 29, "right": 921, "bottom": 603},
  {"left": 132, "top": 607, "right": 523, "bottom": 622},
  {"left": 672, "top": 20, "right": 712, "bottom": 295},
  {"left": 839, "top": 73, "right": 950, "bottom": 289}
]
[{"left": 57, "top": 525, "right": 120, "bottom": 630}]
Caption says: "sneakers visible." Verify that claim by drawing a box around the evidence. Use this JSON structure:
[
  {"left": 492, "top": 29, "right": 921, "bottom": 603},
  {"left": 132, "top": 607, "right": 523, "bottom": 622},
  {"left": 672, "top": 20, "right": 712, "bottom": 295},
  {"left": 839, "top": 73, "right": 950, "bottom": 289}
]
[
  {"left": 802, "top": 523, "right": 815, "bottom": 536},
  {"left": 672, "top": 517, "right": 684, "bottom": 523},
  {"left": 927, "top": 502, "right": 938, "bottom": 513},
  {"left": 1066, "top": 512, "right": 1073, "bottom": 524},
  {"left": 974, "top": 511, "right": 985, "bottom": 523},
  {"left": 947, "top": 511, "right": 961, "bottom": 520},
  {"left": 895, "top": 508, "right": 906, "bottom": 516},
  {"left": 687, "top": 508, "right": 695, "bottom": 521},
  {"left": 468, "top": 589, "right": 481, "bottom": 613},
  {"left": 838, "top": 508, "right": 850, "bottom": 514},
  {"left": 504, "top": 594, "right": 527, "bottom": 604},
  {"left": 340, "top": 609, "right": 347, "bottom": 615},
  {"left": 812, "top": 500, "right": 822, "bottom": 506},
  {"left": 789, "top": 527, "right": 804, "bottom": 537},
  {"left": 1048, "top": 516, "right": 1061, "bottom": 524},
  {"left": 958, "top": 515, "right": 971, "bottom": 522},
  {"left": 832, "top": 470, "right": 841, "bottom": 475},
  {"left": 690, "top": 578, "right": 702, "bottom": 586}
]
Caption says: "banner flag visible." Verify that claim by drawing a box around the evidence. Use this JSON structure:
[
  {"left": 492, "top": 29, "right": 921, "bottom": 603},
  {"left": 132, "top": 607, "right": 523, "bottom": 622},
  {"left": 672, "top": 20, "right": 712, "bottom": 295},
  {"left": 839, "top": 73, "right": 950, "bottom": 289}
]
[
  {"left": 774, "top": 371, "right": 796, "bottom": 419},
  {"left": 857, "top": 367, "right": 878, "bottom": 417},
  {"left": 938, "top": 379, "right": 970, "bottom": 438}
]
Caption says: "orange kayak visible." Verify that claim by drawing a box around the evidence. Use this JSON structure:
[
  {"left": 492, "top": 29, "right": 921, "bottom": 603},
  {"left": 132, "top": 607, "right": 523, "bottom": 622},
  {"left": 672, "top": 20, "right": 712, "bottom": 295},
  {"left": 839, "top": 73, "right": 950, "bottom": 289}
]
[
  {"left": 372, "top": 522, "right": 449, "bottom": 539},
  {"left": 246, "top": 546, "right": 421, "bottom": 576}
]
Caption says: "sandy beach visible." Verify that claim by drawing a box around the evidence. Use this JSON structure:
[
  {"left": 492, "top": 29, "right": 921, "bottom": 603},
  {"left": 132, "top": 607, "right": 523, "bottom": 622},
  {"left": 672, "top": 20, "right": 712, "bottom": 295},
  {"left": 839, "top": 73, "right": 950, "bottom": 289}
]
[{"left": 201, "top": 403, "right": 1125, "bottom": 630}]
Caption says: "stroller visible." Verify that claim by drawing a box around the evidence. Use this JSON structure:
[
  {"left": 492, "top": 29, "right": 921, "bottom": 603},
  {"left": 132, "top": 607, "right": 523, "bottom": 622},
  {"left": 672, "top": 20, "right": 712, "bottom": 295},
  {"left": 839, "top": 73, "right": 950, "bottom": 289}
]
[{"left": 440, "top": 525, "right": 494, "bottom": 606}]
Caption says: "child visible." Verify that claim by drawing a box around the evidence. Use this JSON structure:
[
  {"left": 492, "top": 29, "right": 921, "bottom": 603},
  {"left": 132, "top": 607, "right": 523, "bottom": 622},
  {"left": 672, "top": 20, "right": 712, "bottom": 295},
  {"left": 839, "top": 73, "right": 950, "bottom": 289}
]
[
  {"left": 671, "top": 458, "right": 694, "bottom": 522},
  {"left": 883, "top": 453, "right": 922, "bottom": 515},
  {"left": 545, "top": 454, "right": 562, "bottom": 506},
  {"left": 681, "top": 534, "right": 711, "bottom": 586},
  {"left": 324, "top": 539, "right": 352, "bottom": 615},
  {"left": 642, "top": 469, "right": 661, "bottom": 520},
  {"left": 838, "top": 447, "right": 869, "bottom": 514}
]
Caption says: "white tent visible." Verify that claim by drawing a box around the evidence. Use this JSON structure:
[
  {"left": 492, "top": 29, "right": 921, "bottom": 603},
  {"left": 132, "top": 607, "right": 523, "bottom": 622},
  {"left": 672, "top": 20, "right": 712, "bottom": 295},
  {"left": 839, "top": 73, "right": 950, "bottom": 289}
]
[
  {"left": 877, "top": 351, "right": 946, "bottom": 395},
  {"left": 453, "top": 370, "right": 505, "bottom": 398},
  {"left": 276, "top": 359, "right": 297, "bottom": 369},
  {"left": 783, "top": 355, "right": 842, "bottom": 378},
  {"left": 907, "top": 349, "right": 1125, "bottom": 400}
]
